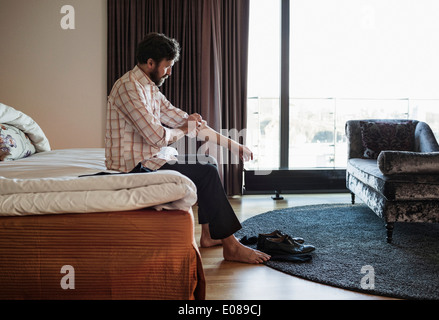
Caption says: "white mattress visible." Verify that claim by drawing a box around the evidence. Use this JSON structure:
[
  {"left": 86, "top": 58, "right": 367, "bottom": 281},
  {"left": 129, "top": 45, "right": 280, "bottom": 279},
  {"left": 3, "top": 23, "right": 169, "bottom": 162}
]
[{"left": 0, "top": 148, "right": 197, "bottom": 216}]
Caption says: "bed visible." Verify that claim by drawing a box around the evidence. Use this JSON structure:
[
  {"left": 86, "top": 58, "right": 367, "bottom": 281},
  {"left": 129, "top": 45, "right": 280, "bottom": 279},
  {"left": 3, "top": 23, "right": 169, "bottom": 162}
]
[{"left": 0, "top": 103, "right": 205, "bottom": 300}]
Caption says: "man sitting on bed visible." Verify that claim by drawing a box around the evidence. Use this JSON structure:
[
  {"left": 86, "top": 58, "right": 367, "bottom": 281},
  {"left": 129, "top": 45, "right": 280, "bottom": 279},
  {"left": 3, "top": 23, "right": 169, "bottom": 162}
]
[{"left": 105, "top": 32, "right": 270, "bottom": 264}]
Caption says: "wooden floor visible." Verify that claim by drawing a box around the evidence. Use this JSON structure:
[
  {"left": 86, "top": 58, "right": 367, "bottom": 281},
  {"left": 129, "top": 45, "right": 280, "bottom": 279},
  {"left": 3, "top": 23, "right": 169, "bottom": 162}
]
[{"left": 193, "top": 193, "right": 394, "bottom": 300}]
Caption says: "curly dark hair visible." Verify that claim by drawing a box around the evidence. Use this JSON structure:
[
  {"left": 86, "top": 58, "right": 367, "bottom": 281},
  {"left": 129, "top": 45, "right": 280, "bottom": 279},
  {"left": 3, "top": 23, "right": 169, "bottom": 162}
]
[{"left": 136, "top": 33, "right": 181, "bottom": 64}]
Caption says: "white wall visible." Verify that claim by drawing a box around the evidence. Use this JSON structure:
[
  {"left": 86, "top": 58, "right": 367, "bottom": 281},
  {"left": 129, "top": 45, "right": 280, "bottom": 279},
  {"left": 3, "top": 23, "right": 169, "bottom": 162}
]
[{"left": 0, "top": 0, "right": 107, "bottom": 149}]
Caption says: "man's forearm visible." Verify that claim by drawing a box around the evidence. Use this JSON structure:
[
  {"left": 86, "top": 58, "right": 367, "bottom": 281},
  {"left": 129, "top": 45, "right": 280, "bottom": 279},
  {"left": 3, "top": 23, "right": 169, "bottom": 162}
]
[{"left": 197, "top": 125, "right": 240, "bottom": 151}]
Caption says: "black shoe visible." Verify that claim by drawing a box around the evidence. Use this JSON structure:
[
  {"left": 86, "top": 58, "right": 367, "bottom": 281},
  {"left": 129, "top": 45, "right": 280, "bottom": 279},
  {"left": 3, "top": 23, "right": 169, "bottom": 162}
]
[
  {"left": 239, "top": 235, "right": 258, "bottom": 245},
  {"left": 262, "top": 235, "right": 316, "bottom": 256},
  {"left": 257, "top": 230, "right": 305, "bottom": 251},
  {"left": 269, "top": 254, "right": 312, "bottom": 263}
]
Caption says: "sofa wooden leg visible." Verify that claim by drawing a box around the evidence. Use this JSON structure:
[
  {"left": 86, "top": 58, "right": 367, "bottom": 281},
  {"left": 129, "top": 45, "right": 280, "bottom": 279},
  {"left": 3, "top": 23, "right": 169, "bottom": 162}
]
[
  {"left": 386, "top": 222, "right": 394, "bottom": 243},
  {"left": 351, "top": 193, "right": 355, "bottom": 204}
]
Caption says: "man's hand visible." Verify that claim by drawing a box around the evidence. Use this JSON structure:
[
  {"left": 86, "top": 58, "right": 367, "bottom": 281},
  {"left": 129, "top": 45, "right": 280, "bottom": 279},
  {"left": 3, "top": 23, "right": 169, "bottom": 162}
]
[
  {"left": 176, "top": 113, "right": 202, "bottom": 136},
  {"left": 187, "top": 113, "right": 203, "bottom": 124},
  {"left": 230, "top": 144, "right": 253, "bottom": 162},
  {"left": 238, "top": 145, "right": 253, "bottom": 162},
  {"left": 185, "top": 113, "right": 205, "bottom": 137}
]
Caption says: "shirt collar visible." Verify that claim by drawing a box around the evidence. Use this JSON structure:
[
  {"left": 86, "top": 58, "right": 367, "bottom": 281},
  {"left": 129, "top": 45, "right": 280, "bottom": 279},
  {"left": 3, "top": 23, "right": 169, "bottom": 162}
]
[{"left": 133, "top": 65, "right": 159, "bottom": 94}]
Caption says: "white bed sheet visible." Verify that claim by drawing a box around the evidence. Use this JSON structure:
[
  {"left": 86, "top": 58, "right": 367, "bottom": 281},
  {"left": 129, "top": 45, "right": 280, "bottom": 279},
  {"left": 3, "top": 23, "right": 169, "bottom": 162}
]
[{"left": 0, "top": 148, "right": 197, "bottom": 216}]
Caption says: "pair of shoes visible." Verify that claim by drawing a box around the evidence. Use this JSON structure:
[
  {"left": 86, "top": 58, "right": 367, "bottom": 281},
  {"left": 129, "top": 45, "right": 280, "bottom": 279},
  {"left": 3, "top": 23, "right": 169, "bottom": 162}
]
[
  {"left": 257, "top": 230, "right": 304, "bottom": 248},
  {"left": 264, "top": 235, "right": 316, "bottom": 255},
  {"left": 257, "top": 230, "right": 315, "bottom": 256}
]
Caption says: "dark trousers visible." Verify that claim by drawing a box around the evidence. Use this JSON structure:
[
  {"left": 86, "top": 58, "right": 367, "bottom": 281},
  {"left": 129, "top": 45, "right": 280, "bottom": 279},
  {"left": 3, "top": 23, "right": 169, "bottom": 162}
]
[{"left": 157, "top": 154, "right": 242, "bottom": 240}]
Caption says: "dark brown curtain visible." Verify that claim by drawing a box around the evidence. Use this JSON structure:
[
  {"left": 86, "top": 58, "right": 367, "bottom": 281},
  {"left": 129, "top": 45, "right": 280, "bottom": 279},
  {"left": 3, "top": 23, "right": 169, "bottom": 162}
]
[{"left": 107, "top": 0, "right": 250, "bottom": 195}]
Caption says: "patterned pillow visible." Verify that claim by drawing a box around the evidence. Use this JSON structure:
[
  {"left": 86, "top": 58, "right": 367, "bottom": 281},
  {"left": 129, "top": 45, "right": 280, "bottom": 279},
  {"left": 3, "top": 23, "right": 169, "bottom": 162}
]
[
  {"left": 360, "top": 120, "right": 417, "bottom": 159},
  {"left": 0, "top": 123, "right": 36, "bottom": 161}
]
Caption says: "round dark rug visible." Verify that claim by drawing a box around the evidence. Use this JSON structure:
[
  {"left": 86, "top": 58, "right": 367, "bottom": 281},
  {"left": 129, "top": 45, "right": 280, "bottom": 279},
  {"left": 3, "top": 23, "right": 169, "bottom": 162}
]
[{"left": 235, "top": 203, "right": 439, "bottom": 300}]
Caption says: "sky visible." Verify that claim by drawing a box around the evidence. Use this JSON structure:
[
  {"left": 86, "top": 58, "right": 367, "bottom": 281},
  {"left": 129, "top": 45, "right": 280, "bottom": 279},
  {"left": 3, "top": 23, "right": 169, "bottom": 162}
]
[{"left": 248, "top": 0, "right": 439, "bottom": 100}]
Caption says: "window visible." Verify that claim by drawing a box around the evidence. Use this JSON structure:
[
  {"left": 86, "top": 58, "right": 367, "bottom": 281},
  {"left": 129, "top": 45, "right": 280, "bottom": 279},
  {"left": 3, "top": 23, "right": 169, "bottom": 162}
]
[
  {"left": 246, "top": 0, "right": 439, "bottom": 176},
  {"left": 247, "top": 0, "right": 281, "bottom": 170}
]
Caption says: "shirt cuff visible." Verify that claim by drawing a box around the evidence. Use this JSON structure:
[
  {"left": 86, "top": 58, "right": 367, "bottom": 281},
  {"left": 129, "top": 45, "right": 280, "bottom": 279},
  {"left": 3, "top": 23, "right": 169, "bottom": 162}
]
[{"left": 165, "top": 127, "right": 186, "bottom": 144}]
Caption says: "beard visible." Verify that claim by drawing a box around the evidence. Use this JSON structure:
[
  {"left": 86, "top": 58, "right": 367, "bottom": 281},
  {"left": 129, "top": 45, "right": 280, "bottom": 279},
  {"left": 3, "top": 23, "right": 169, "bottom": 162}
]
[{"left": 150, "top": 67, "right": 169, "bottom": 87}]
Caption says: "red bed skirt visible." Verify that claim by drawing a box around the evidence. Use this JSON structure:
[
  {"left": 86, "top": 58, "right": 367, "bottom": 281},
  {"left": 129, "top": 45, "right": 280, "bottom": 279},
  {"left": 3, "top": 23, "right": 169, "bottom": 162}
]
[{"left": 0, "top": 208, "right": 205, "bottom": 300}]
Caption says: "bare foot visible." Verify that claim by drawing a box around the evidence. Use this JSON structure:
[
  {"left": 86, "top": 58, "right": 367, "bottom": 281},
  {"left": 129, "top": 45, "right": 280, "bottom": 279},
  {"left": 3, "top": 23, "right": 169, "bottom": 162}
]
[
  {"left": 222, "top": 235, "right": 271, "bottom": 264},
  {"left": 200, "top": 224, "right": 222, "bottom": 248},
  {"left": 200, "top": 237, "right": 222, "bottom": 248}
]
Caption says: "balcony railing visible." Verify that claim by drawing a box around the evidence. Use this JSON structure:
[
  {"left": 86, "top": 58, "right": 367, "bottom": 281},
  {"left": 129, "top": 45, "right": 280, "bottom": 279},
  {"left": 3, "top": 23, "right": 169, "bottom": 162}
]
[{"left": 245, "top": 97, "right": 439, "bottom": 171}]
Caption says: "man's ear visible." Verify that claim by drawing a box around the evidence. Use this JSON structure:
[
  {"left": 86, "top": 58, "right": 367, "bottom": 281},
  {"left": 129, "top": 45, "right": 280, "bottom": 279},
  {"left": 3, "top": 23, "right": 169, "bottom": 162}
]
[{"left": 146, "top": 58, "right": 156, "bottom": 69}]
